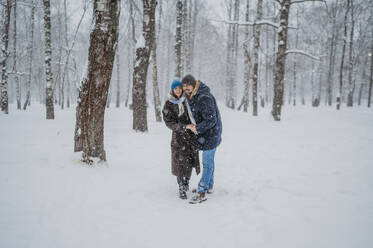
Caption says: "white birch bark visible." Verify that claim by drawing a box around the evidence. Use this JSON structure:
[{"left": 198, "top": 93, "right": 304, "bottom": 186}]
[
  {"left": 272, "top": 0, "right": 291, "bottom": 121},
  {"left": 347, "top": 0, "right": 355, "bottom": 107},
  {"left": 175, "top": 0, "right": 183, "bottom": 78},
  {"left": 238, "top": 0, "right": 250, "bottom": 112},
  {"left": 43, "top": 0, "right": 55, "bottom": 119},
  {"left": 23, "top": 0, "right": 35, "bottom": 110},
  {"left": 252, "top": 0, "right": 263, "bottom": 116},
  {"left": 337, "top": 0, "right": 350, "bottom": 110},
  {"left": 12, "top": 0, "right": 21, "bottom": 110},
  {"left": 1, "top": 0, "right": 11, "bottom": 114}
]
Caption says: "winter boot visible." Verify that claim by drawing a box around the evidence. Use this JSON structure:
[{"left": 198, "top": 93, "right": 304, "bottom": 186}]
[
  {"left": 189, "top": 192, "right": 207, "bottom": 204},
  {"left": 184, "top": 181, "right": 189, "bottom": 192},
  {"left": 179, "top": 185, "right": 187, "bottom": 200}
]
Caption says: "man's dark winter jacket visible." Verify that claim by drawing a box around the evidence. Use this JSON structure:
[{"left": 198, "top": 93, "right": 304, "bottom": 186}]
[{"left": 188, "top": 81, "right": 222, "bottom": 151}]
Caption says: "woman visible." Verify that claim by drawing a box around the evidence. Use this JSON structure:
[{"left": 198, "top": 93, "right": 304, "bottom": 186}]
[{"left": 162, "top": 79, "right": 200, "bottom": 199}]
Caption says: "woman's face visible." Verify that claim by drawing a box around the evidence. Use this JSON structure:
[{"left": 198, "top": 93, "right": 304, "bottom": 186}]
[{"left": 173, "top": 86, "right": 182, "bottom": 98}]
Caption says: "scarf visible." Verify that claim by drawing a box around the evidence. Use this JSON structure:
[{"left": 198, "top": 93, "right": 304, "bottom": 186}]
[{"left": 169, "top": 93, "right": 196, "bottom": 125}]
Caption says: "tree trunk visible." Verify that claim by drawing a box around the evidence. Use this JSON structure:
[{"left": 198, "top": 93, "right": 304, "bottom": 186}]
[
  {"left": 43, "top": 0, "right": 55, "bottom": 119},
  {"left": 23, "top": 1, "right": 35, "bottom": 110},
  {"left": 225, "top": 0, "right": 233, "bottom": 108},
  {"left": 151, "top": 26, "right": 162, "bottom": 122},
  {"left": 327, "top": 10, "right": 338, "bottom": 106},
  {"left": 107, "top": 83, "right": 111, "bottom": 108},
  {"left": 292, "top": 10, "right": 299, "bottom": 106},
  {"left": 183, "top": 0, "right": 190, "bottom": 73},
  {"left": 74, "top": 0, "right": 120, "bottom": 163},
  {"left": 163, "top": 27, "right": 172, "bottom": 100},
  {"left": 125, "top": 0, "right": 136, "bottom": 108},
  {"left": 315, "top": 58, "right": 323, "bottom": 107},
  {"left": 12, "top": 0, "right": 21, "bottom": 110},
  {"left": 311, "top": 60, "right": 315, "bottom": 105},
  {"left": 190, "top": 0, "right": 197, "bottom": 73},
  {"left": 252, "top": 0, "right": 263, "bottom": 116},
  {"left": 238, "top": 0, "right": 250, "bottom": 112},
  {"left": 347, "top": 0, "right": 355, "bottom": 107},
  {"left": 175, "top": 0, "right": 183, "bottom": 78},
  {"left": 116, "top": 51, "right": 120, "bottom": 108},
  {"left": 56, "top": 2, "right": 64, "bottom": 108},
  {"left": 265, "top": 19, "right": 270, "bottom": 105},
  {"left": 272, "top": 0, "right": 290, "bottom": 121},
  {"left": 1, "top": 0, "right": 11, "bottom": 114},
  {"left": 125, "top": 44, "right": 132, "bottom": 108},
  {"left": 227, "top": 0, "right": 239, "bottom": 109},
  {"left": 337, "top": 0, "right": 350, "bottom": 110},
  {"left": 132, "top": 0, "right": 157, "bottom": 132},
  {"left": 368, "top": 43, "right": 373, "bottom": 107},
  {"left": 358, "top": 56, "right": 367, "bottom": 106}
]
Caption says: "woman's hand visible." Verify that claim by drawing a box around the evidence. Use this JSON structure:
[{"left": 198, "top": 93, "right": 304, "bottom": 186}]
[{"left": 186, "top": 124, "right": 197, "bottom": 134}]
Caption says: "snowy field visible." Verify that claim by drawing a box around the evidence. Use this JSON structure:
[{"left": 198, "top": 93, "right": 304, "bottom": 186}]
[{"left": 1, "top": 104, "right": 373, "bottom": 248}]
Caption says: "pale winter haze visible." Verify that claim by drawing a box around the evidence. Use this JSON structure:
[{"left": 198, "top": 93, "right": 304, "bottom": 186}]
[{"left": 1, "top": 0, "right": 373, "bottom": 247}]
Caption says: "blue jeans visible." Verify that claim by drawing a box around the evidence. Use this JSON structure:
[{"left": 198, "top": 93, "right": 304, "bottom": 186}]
[{"left": 198, "top": 148, "right": 216, "bottom": 194}]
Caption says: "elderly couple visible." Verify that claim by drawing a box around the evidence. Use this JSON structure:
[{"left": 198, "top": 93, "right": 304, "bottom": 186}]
[{"left": 162, "top": 74, "right": 222, "bottom": 204}]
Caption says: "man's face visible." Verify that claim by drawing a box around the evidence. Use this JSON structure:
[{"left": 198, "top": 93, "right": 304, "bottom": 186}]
[{"left": 183, "top": 84, "right": 194, "bottom": 95}]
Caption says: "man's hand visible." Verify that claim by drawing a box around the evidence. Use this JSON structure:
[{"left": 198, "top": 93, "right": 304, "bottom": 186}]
[{"left": 186, "top": 124, "right": 197, "bottom": 134}]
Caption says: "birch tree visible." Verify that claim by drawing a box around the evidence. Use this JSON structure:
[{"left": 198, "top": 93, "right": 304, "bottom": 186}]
[
  {"left": 23, "top": 1, "right": 35, "bottom": 110},
  {"left": 368, "top": 41, "right": 373, "bottom": 107},
  {"left": 325, "top": 0, "right": 340, "bottom": 106},
  {"left": 125, "top": 0, "right": 136, "bottom": 108},
  {"left": 74, "top": 0, "right": 120, "bottom": 163},
  {"left": 132, "top": 0, "right": 157, "bottom": 132},
  {"left": 336, "top": 0, "right": 350, "bottom": 110},
  {"left": 12, "top": 0, "right": 21, "bottom": 110},
  {"left": 272, "top": 0, "right": 291, "bottom": 121},
  {"left": 43, "top": 0, "right": 55, "bottom": 119},
  {"left": 151, "top": 0, "right": 161, "bottom": 122},
  {"left": 1, "top": 0, "right": 11, "bottom": 114},
  {"left": 175, "top": 0, "right": 183, "bottom": 78},
  {"left": 292, "top": 9, "right": 299, "bottom": 106},
  {"left": 115, "top": 51, "right": 121, "bottom": 108},
  {"left": 237, "top": 0, "right": 251, "bottom": 112},
  {"left": 271, "top": 0, "right": 323, "bottom": 120},
  {"left": 225, "top": 0, "right": 233, "bottom": 108},
  {"left": 252, "top": 0, "right": 263, "bottom": 116},
  {"left": 357, "top": 56, "right": 367, "bottom": 105},
  {"left": 226, "top": 0, "right": 239, "bottom": 109},
  {"left": 346, "top": 0, "right": 355, "bottom": 107}
]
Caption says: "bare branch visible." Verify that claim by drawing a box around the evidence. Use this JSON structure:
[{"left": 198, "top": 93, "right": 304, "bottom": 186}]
[
  {"left": 7, "top": 71, "right": 29, "bottom": 76},
  {"left": 290, "top": 0, "right": 325, "bottom": 4},
  {"left": 210, "top": 19, "right": 297, "bottom": 30},
  {"left": 285, "top": 49, "right": 323, "bottom": 60}
]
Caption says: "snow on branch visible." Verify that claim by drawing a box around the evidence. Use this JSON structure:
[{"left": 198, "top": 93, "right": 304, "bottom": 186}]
[
  {"left": 290, "top": 0, "right": 325, "bottom": 4},
  {"left": 211, "top": 19, "right": 297, "bottom": 30},
  {"left": 7, "top": 71, "right": 29, "bottom": 76},
  {"left": 211, "top": 19, "right": 279, "bottom": 29},
  {"left": 285, "top": 49, "right": 322, "bottom": 60}
]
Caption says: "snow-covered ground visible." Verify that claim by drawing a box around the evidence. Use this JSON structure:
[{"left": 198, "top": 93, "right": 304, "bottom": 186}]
[{"left": 1, "top": 104, "right": 372, "bottom": 248}]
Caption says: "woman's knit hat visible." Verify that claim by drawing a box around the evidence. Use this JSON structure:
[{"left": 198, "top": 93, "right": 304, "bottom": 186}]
[{"left": 171, "top": 78, "right": 182, "bottom": 91}]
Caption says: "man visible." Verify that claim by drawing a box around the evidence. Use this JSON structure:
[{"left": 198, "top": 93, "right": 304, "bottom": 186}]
[{"left": 182, "top": 74, "right": 222, "bottom": 204}]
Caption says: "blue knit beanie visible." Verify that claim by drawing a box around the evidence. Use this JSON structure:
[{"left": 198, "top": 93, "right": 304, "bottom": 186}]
[{"left": 171, "top": 78, "right": 182, "bottom": 91}]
